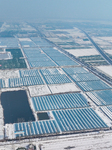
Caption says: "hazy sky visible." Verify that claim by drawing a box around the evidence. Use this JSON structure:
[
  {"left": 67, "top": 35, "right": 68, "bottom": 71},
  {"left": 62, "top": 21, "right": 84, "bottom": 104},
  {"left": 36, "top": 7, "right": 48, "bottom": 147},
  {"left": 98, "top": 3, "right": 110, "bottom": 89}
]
[{"left": 0, "top": 0, "right": 112, "bottom": 21}]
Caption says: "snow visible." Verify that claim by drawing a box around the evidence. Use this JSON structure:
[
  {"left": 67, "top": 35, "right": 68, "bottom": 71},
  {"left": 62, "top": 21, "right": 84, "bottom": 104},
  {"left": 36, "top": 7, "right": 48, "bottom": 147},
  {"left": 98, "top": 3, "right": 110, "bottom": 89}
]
[
  {"left": 99, "top": 36, "right": 112, "bottom": 42},
  {"left": 105, "top": 50, "right": 112, "bottom": 55},
  {"left": 95, "top": 108, "right": 112, "bottom": 127},
  {"left": 96, "top": 65, "right": 112, "bottom": 78},
  {"left": 66, "top": 48, "right": 99, "bottom": 57},
  {"left": 28, "top": 85, "right": 51, "bottom": 97},
  {"left": 0, "top": 70, "right": 20, "bottom": 79},
  {"left": 5, "top": 124, "right": 15, "bottom": 139},
  {"left": 18, "top": 38, "right": 32, "bottom": 41},
  {"left": 49, "top": 83, "right": 80, "bottom": 94},
  {"left": 0, "top": 105, "right": 4, "bottom": 139},
  {"left": 1, "top": 130, "right": 112, "bottom": 150},
  {"left": 40, "top": 131, "right": 112, "bottom": 150}
]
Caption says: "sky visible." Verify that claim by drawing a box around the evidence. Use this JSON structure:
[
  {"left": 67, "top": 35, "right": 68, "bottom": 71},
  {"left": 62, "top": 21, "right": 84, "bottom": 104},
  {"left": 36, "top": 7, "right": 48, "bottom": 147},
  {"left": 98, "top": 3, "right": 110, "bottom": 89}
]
[{"left": 0, "top": 0, "right": 112, "bottom": 22}]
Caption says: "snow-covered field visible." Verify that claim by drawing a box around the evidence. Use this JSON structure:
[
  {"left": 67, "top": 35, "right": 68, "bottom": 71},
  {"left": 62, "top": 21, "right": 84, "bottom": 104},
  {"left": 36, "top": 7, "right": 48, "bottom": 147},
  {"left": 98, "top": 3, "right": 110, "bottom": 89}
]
[
  {"left": 66, "top": 48, "right": 99, "bottom": 57},
  {"left": 105, "top": 50, "right": 112, "bottom": 55},
  {"left": 18, "top": 38, "right": 32, "bottom": 41},
  {"left": 0, "top": 70, "right": 20, "bottom": 79},
  {"left": 49, "top": 83, "right": 80, "bottom": 94},
  {"left": 96, "top": 65, "right": 112, "bottom": 78},
  {"left": 1, "top": 131, "right": 112, "bottom": 150},
  {"left": 28, "top": 85, "right": 51, "bottom": 97},
  {"left": 99, "top": 36, "right": 112, "bottom": 42}
]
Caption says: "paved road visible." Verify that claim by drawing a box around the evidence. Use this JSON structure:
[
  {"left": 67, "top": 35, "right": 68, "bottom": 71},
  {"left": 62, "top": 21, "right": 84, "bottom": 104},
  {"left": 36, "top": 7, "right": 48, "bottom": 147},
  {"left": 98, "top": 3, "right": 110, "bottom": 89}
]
[{"left": 82, "top": 30, "right": 112, "bottom": 65}]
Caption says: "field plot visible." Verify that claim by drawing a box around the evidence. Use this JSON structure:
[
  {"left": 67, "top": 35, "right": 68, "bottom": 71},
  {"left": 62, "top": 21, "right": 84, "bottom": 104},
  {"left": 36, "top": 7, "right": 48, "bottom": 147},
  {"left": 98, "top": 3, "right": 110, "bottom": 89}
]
[
  {"left": 42, "top": 74, "right": 72, "bottom": 84},
  {"left": 29, "top": 85, "right": 51, "bottom": 97},
  {"left": 70, "top": 73, "right": 100, "bottom": 82},
  {"left": 52, "top": 108, "right": 108, "bottom": 133},
  {"left": 31, "top": 92, "right": 89, "bottom": 112},
  {"left": 78, "top": 55, "right": 109, "bottom": 66},
  {"left": 29, "top": 61, "right": 56, "bottom": 68},
  {"left": 41, "top": 47, "right": 79, "bottom": 66},
  {"left": 0, "top": 51, "right": 12, "bottom": 60},
  {"left": 76, "top": 80, "right": 112, "bottom": 92},
  {"left": 87, "top": 90, "right": 112, "bottom": 106},
  {"left": 23, "top": 47, "right": 41, "bottom": 56},
  {"left": 63, "top": 67, "right": 88, "bottom": 75},
  {"left": 0, "top": 49, "right": 27, "bottom": 69},
  {"left": 23, "top": 47, "right": 57, "bottom": 68},
  {"left": 31, "top": 37, "right": 51, "bottom": 47},
  {"left": 49, "top": 83, "right": 80, "bottom": 94},
  {"left": 14, "top": 120, "right": 59, "bottom": 138},
  {"left": 100, "top": 106, "right": 112, "bottom": 120},
  {"left": 19, "top": 38, "right": 36, "bottom": 47},
  {"left": 66, "top": 48, "right": 99, "bottom": 57},
  {"left": 0, "top": 79, "right": 5, "bottom": 88},
  {"left": 0, "top": 70, "right": 19, "bottom": 79},
  {"left": 8, "top": 76, "right": 44, "bottom": 88},
  {"left": 105, "top": 50, "right": 112, "bottom": 56},
  {"left": 96, "top": 65, "right": 112, "bottom": 78},
  {"left": 0, "top": 38, "right": 19, "bottom": 48},
  {"left": 92, "top": 37, "right": 112, "bottom": 48},
  {"left": 56, "top": 60, "right": 79, "bottom": 66},
  {"left": 40, "top": 68, "right": 64, "bottom": 76},
  {"left": 41, "top": 47, "right": 67, "bottom": 55},
  {"left": 8, "top": 69, "right": 44, "bottom": 88},
  {"left": 19, "top": 69, "right": 40, "bottom": 77}
]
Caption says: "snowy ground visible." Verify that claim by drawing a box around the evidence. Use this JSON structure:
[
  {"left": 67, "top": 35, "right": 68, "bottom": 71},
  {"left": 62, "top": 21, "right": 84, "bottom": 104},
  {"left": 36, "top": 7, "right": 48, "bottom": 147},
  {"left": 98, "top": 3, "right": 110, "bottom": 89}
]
[
  {"left": 0, "top": 105, "right": 4, "bottom": 140},
  {"left": 66, "top": 48, "right": 99, "bottom": 57},
  {"left": 28, "top": 83, "right": 80, "bottom": 97},
  {"left": 28, "top": 85, "right": 51, "bottom": 97},
  {"left": 0, "top": 70, "right": 20, "bottom": 79},
  {"left": 105, "top": 50, "right": 112, "bottom": 55},
  {"left": 0, "top": 131, "right": 112, "bottom": 150},
  {"left": 18, "top": 38, "right": 32, "bottom": 41},
  {"left": 49, "top": 83, "right": 80, "bottom": 94},
  {"left": 96, "top": 65, "right": 112, "bottom": 78},
  {"left": 99, "top": 36, "right": 112, "bottom": 42}
]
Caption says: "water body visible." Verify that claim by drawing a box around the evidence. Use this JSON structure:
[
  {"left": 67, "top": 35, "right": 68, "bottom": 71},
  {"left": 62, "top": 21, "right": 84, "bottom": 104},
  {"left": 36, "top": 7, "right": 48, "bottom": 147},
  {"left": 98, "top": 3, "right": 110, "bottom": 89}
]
[
  {"left": 1, "top": 90, "right": 35, "bottom": 124},
  {"left": 37, "top": 112, "right": 50, "bottom": 120}
]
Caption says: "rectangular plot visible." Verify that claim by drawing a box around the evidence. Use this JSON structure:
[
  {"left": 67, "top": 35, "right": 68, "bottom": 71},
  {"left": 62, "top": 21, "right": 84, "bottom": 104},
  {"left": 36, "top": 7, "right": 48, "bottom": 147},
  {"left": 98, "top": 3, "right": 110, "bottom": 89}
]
[
  {"left": 20, "top": 41, "right": 36, "bottom": 47},
  {"left": 51, "top": 56, "right": 72, "bottom": 61},
  {"left": 0, "top": 38, "right": 19, "bottom": 48},
  {"left": 56, "top": 60, "right": 79, "bottom": 66},
  {"left": 0, "top": 79, "right": 6, "bottom": 88},
  {"left": 100, "top": 106, "right": 112, "bottom": 120},
  {"left": 87, "top": 90, "right": 112, "bottom": 106},
  {"left": 63, "top": 67, "right": 88, "bottom": 75},
  {"left": 29, "top": 61, "right": 56, "bottom": 68},
  {"left": 70, "top": 73, "right": 100, "bottom": 82},
  {"left": 23, "top": 47, "right": 40, "bottom": 52},
  {"left": 19, "top": 69, "right": 40, "bottom": 77},
  {"left": 25, "top": 53, "right": 46, "bottom": 58},
  {"left": 23, "top": 50, "right": 41, "bottom": 55},
  {"left": 31, "top": 38, "right": 51, "bottom": 47},
  {"left": 40, "top": 68, "right": 62, "bottom": 76},
  {"left": 52, "top": 108, "right": 108, "bottom": 133},
  {"left": 28, "top": 57, "right": 51, "bottom": 62},
  {"left": 49, "top": 83, "right": 80, "bottom": 94},
  {"left": 14, "top": 120, "right": 59, "bottom": 138},
  {"left": 43, "top": 74, "right": 72, "bottom": 84},
  {"left": 9, "top": 76, "right": 44, "bottom": 88},
  {"left": 77, "top": 80, "right": 112, "bottom": 92},
  {"left": 48, "top": 53, "right": 66, "bottom": 57},
  {"left": 31, "top": 92, "right": 89, "bottom": 112}
]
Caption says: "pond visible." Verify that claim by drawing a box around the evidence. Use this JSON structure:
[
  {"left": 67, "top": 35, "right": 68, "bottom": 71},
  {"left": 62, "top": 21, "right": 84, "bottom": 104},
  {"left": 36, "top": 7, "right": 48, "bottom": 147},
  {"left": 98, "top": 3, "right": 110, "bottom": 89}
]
[{"left": 1, "top": 90, "right": 35, "bottom": 124}]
